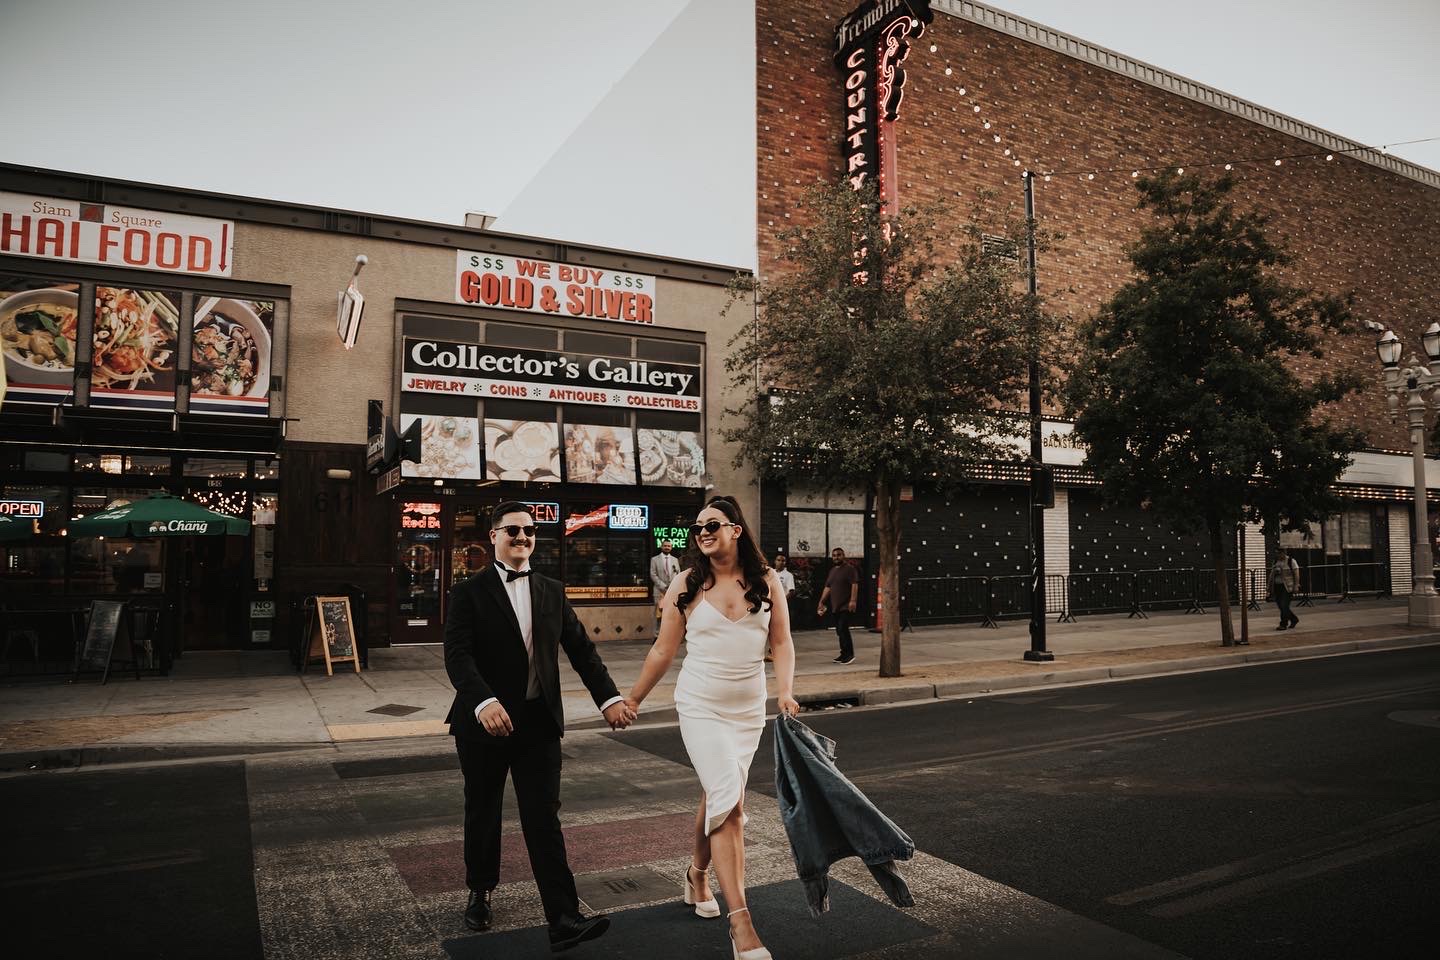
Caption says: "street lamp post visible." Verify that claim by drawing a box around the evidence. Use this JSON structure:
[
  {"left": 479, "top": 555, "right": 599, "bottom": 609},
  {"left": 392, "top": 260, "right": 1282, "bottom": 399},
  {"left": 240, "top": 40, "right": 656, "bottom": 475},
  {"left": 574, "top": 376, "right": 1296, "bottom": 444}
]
[
  {"left": 1022, "top": 171, "right": 1054, "bottom": 661},
  {"left": 1377, "top": 324, "right": 1440, "bottom": 627}
]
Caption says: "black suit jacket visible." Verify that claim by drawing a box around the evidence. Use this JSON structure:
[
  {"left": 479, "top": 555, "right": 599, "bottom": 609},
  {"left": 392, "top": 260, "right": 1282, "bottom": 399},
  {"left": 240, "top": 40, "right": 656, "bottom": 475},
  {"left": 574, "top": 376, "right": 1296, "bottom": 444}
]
[{"left": 444, "top": 564, "right": 620, "bottom": 739}]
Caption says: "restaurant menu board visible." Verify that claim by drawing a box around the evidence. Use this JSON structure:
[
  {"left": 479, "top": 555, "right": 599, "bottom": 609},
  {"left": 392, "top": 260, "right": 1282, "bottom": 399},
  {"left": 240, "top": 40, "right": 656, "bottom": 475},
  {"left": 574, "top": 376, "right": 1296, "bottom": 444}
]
[
  {"left": 89, "top": 286, "right": 180, "bottom": 411},
  {"left": 190, "top": 298, "right": 274, "bottom": 416},
  {"left": 0, "top": 277, "right": 80, "bottom": 404},
  {"left": 637, "top": 428, "right": 705, "bottom": 488},
  {"left": 564, "top": 424, "right": 636, "bottom": 485},
  {"left": 75, "top": 599, "right": 126, "bottom": 682},
  {"left": 400, "top": 413, "right": 482, "bottom": 480},
  {"left": 304, "top": 595, "right": 360, "bottom": 675},
  {"left": 485, "top": 418, "right": 561, "bottom": 482}
]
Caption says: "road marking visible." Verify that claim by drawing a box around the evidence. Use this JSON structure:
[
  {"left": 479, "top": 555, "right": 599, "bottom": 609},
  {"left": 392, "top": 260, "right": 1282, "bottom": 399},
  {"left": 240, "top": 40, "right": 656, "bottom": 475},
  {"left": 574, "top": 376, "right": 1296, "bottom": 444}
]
[
  {"left": 859, "top": 683, "right": 1440, "bottom": 781},
  {"left": 1105, "top": 801, "right": 1440, "bottom": 917},
  {"left": 1123, "top": 711, "right": 1193, "bottom": 722}
]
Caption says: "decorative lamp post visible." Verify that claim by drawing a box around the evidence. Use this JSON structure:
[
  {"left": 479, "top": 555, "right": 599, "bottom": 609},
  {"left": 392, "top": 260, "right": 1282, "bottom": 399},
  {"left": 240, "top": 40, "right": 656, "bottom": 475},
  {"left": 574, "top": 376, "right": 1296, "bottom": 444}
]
[{"left": 1377, "top": 326, "right": 1440, "bottom": 626}]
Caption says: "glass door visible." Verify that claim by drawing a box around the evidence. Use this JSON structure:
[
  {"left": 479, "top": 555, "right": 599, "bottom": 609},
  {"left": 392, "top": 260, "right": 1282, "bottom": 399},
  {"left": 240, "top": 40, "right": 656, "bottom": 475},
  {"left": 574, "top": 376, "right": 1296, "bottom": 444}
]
[{"left": 393, "top": 500, "right": 445, "bottom": 643}]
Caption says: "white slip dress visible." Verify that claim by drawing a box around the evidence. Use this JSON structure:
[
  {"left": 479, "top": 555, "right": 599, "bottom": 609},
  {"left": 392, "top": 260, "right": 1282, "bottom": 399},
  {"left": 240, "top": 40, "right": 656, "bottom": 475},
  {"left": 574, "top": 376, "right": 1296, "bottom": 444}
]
[{"left": 674, "top": 593, "right": 771, "bottom": 835}]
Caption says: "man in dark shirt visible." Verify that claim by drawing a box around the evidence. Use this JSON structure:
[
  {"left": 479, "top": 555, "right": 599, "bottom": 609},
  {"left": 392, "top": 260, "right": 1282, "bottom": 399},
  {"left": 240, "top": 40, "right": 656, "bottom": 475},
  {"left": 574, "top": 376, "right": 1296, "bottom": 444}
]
[{"left": 817, "top": 547, "right": 859, "bottom": 664}]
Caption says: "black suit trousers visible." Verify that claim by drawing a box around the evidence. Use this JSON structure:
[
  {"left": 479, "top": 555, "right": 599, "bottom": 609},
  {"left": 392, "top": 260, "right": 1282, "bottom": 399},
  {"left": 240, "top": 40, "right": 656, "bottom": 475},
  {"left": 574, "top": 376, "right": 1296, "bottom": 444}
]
[{"left": 455, "top": 700, "right": 578, "bottom": 926}]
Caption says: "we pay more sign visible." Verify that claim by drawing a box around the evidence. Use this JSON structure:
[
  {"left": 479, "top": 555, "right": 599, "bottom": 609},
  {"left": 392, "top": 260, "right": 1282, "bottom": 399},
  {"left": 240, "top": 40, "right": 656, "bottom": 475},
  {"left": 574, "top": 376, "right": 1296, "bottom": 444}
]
[
  {"left": 1, "top": 191, "right": 234, "bottom": 277},
  {"left": 455, "top": 250, "right": 656, "bottom": 325}
]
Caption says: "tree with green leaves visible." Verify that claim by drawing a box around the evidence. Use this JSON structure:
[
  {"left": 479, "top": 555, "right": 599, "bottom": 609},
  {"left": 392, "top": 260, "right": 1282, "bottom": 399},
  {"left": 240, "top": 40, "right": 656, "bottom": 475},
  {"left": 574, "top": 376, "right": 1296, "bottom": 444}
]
[
  {"left": 727, "top": 181, "right": 1044, "bottom": 677},
  {"left": 1065, "top": 170, "right": 1366, "bottom": 646}
]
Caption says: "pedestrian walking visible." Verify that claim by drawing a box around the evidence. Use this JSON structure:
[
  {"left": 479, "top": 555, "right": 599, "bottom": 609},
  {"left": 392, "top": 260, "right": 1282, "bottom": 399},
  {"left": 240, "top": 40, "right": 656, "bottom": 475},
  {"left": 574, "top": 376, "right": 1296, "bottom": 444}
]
[
  {"left": 1271, "top": 548, "right": 1301, "bottom": 630},
  {"left": 817, "top": 547, "right": 859, "bottom": 664},
  {"left": 624, "top": 494, "right": 799, "bottom": 959},
  {"left": 650, "top": 539, "right": 680, "bottom": 630},
  {"left": 767, "top": 553, "right": 797, "bottom": 662},
  {"left": 443, "top": 501, "right": 635, "bottom": 952}
]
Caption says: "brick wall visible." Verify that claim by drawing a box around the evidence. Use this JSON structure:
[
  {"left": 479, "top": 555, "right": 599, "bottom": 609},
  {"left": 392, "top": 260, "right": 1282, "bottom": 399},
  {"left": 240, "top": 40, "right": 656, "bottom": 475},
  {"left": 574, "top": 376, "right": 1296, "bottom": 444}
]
[{"left": 757, "top": 0, "right": 1440, "bottom": 452}]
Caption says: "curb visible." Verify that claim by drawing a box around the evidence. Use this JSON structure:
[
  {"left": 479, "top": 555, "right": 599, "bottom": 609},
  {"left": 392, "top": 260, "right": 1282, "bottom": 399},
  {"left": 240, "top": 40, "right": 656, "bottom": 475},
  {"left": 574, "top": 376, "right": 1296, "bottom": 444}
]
[{"left": 820, "top": 633, "right": 1440, "bottom": 706}]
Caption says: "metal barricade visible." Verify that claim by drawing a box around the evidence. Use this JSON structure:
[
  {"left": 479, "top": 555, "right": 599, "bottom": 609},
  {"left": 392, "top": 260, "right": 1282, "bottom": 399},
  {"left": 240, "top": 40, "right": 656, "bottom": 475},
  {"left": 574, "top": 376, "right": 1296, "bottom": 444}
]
[
  {"left": 1067, "top": 571, "right": 1138, "bottom": 617},
  {"left": 903, "top": 575, "right": 991, "bottom": 626}
]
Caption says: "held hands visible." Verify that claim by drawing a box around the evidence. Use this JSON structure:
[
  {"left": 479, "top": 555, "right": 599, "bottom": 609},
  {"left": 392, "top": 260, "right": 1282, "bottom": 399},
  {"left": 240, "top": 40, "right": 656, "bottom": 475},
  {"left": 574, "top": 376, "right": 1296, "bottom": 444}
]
[
  {"left": 478, "top": 701, "right": 513, "bottom": 737},
  {"left": 778, "top": 695, "right": 801, "bottom": 718},
  {"left": 603, "top": 700, "right": 638, "bottom": 730}
]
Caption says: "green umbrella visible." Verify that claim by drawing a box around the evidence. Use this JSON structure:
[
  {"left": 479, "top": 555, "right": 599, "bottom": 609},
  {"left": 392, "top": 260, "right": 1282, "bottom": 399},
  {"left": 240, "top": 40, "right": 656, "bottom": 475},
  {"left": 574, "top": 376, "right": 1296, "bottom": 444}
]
[
  {"left": 68, "top": 493, "right": 251, "bottom": 538},
  {"left": 0, "top": 513, "right": 34, "bottom": 542}
]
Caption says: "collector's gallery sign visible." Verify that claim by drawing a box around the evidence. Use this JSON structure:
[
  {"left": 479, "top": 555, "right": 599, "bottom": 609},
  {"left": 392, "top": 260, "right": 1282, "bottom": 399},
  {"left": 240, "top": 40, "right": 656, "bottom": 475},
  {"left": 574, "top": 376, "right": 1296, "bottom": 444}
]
[
  {"left": 455, "top": 251, "right": 657, "bottom": 325},
  {"left": 833, "top": 0, "right": 932, "bottom": 199},
  {"left": 1, "top": 191, "right": 234, "bottom": 277},
  {"left": 402, "top": 337, "right": 701, "bottom": 412}
]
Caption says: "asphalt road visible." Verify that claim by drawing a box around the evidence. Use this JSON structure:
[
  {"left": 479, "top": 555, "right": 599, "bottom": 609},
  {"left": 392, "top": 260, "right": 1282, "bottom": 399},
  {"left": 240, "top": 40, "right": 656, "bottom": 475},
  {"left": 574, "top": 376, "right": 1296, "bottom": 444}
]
[
  {"left": 4, "top": 647, "right": 1437, "bottom": 959},
  {"left": 617, "top": 646, "right": 1440, "bottom": 960}
]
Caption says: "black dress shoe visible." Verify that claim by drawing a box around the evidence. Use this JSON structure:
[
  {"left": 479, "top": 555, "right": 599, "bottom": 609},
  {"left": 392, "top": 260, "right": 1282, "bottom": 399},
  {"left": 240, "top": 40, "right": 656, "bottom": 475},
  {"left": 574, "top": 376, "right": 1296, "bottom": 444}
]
[
  {"left": 464, "top": 889, "right": 493, "bottom": 931},
  {"left": 549, "top": 913, "right": 610, "bottom": 952}
]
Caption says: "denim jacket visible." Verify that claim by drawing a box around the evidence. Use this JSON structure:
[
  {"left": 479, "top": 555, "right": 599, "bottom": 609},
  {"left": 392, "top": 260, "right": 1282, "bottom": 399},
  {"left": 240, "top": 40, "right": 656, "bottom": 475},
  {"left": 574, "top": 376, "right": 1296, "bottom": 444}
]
[{"left": 773, "top": 714, "right": 915, "bottom": 916}]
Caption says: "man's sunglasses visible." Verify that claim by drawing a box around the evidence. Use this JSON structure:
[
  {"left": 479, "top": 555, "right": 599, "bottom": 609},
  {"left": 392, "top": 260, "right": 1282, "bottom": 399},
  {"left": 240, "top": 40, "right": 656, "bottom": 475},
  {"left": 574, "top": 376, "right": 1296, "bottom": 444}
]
[
  {"left": 494, "top": 525, "right": 537, "bottom": 538},
  {"left": 690, "top": 520, "right": 738, "bottom": 536}
]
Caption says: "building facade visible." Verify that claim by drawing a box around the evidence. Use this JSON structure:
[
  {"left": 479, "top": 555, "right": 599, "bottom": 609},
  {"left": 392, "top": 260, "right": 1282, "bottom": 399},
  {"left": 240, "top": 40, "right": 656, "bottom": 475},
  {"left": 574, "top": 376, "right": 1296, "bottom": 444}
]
[
  {"left": 1, "top": 164, "right": 753, "bottom": 663},
  {"left": 755, "top": 0, "right": 1440, "bottom": 624}
]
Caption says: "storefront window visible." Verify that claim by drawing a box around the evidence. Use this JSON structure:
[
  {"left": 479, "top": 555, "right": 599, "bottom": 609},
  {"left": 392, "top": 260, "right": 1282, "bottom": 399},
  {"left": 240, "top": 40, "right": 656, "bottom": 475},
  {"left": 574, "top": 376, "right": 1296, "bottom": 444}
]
[
  {"left": 23, "top": 450, "right": 68, "bottom": 472},
  {"left": 73, "top": 451, "right": 125, "bottom": 474},
  {"left": 0, "top": 484, "right": 66, "bottom": 595},
  {"left": 68, "top": 487, "right": 165, "bottom": 595},
  {"left": 183, "top": 457, "right": 248, "bottom": 478},
  {"left": 186, "top": 489, "right": 249, "bottom": 518},
  {"left": 563, "top": 502, "right": 648, "bottom": 601},
  {"left": 254, "top": 458, "right": 280, "bottom": 480},
  {"left": 125, "top": 455, "right": 172, "bottom": 476}
]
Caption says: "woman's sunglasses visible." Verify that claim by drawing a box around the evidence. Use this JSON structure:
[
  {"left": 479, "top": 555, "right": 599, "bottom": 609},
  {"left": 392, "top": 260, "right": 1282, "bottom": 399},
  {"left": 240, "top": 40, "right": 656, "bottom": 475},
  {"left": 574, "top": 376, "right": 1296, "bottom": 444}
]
[
  {"left": 690, "top": 520, "right": 738, "bottom": 536},
  {"left": 494, "top": 524, "right": 537, "bottom": 538}
]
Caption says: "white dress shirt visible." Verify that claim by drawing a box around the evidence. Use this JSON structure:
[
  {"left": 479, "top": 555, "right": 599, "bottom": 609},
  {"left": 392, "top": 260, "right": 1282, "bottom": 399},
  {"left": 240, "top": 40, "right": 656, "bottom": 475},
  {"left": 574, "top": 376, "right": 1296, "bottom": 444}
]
[{"left": 475, "top": 561, "right": 624, "bottom": 720}]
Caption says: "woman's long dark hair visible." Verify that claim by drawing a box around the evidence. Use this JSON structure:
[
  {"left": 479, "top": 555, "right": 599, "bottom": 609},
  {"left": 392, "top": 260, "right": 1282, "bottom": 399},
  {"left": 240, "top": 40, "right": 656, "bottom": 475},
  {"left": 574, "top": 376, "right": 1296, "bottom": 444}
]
[{"left": 676, "top": 495, "right": 772, "bottom": 615}]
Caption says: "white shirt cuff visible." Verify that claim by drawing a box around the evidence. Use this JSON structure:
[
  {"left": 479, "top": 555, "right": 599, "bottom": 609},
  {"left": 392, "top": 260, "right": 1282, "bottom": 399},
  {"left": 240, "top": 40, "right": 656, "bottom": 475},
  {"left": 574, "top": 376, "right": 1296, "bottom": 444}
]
[
  {"left": 599, "top": 695, "right": 625, "bottom": 713},
  {"left": 474, "top": 697, "right": 498, "bottom": 720}
]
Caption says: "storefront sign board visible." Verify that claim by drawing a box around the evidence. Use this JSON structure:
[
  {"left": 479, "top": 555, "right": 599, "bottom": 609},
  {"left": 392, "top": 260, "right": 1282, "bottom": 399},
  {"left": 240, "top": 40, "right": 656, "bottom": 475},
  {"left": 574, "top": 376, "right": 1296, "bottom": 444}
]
[
  {"left": 1, "top": 191, "right": 234, "bottom": 277},
  {"left": 402, "top": 338, "right": 701, "bottom": 413},
  {"left": 456, "top": 251, "right": 656, "bottom": 325}
]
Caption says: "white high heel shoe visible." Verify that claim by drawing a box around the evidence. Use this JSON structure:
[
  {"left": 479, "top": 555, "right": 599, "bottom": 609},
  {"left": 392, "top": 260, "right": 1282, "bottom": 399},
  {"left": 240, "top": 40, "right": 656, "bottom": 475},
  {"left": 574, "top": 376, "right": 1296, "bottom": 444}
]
[
  {"left": 728, "top": 906, "right": 773, "bottom": 959},
  {"left": 683, "top": 864, "right": 720, "bottom": 918}
]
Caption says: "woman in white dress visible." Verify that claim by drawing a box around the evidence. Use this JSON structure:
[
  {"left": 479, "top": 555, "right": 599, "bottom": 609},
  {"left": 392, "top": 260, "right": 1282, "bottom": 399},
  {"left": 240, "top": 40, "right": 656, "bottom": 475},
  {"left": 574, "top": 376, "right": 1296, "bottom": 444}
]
[{"left": 627, "top": 495, "right": 799, "bottom": 960}]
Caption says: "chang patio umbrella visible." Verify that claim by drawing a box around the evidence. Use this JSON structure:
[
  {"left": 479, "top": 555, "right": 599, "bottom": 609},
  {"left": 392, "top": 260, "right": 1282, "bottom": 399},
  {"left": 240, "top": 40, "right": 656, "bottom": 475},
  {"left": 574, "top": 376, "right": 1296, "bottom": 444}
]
[
  {"left": 68, "top": 493, "right": 251, "bottom": 538},
  {"left": 0, "top": 512, "right": 34, "bottom": 541}
]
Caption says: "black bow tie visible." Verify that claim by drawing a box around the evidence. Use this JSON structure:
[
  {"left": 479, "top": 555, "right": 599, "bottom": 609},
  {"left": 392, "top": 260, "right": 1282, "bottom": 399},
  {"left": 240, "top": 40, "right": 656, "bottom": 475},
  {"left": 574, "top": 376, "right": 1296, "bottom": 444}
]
[{"left": 504, "top": 568, "right": 531, "bottom": 582}]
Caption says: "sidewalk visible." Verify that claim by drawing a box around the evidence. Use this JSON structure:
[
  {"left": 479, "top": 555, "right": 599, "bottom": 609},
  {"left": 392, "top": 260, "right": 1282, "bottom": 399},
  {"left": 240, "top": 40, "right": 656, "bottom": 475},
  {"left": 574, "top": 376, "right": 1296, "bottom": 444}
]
[{"left": 2, "top": 597, "right": 1434, "bottom": 765}]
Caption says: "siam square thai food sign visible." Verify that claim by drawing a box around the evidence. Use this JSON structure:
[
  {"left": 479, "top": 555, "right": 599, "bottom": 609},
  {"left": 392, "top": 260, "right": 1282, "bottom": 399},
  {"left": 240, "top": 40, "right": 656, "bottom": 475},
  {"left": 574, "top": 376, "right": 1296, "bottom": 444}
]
[{"left": 833, "top": 0, "right": 933, "bottom": 207}]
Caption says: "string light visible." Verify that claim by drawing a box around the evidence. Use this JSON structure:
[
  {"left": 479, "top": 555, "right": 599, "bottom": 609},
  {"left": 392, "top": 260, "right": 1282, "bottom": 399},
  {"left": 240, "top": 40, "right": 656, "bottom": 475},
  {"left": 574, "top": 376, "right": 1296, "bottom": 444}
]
[
  {"left": 1022, "top": 136, "right": 1439, "bottom": 182},
  {"left": 944, "top": 67, "right": 952, "bottom": 75}
]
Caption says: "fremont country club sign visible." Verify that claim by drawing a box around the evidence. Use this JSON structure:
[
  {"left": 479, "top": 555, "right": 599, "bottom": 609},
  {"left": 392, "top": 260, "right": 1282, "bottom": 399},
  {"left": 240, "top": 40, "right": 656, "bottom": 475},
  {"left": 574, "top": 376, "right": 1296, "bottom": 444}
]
[
  {"left": 1, "top": 191, "right": 235, "bottom": 277},
  {"left": 455, "top": 251, "right": 657, "bottom": 325},
  {"left": 402, "top": 338, "right": 701, "bottom": 412}
]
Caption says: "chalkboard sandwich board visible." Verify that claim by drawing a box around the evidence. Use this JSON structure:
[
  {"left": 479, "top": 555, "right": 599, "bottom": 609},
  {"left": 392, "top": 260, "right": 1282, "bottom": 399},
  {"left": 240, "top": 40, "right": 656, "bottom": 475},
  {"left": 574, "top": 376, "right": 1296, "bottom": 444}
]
[
  {"left": 72, "top": 600, "right": 140, "bottom": 684},
  {"left": 303, "top": 596, "right": 361, "bottom": 676}
]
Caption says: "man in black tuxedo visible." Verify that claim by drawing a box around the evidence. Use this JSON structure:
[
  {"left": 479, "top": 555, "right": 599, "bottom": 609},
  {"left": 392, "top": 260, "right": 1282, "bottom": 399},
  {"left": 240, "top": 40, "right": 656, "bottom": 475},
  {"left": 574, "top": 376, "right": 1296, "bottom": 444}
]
[{"left": 445, "top": 500, "right": 635, "bottom": 952}]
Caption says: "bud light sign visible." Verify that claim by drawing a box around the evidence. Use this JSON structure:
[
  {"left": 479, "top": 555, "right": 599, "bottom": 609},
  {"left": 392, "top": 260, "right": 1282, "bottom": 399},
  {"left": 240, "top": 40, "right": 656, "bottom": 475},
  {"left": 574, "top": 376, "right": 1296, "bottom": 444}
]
[{"left": 608, "top": 504, "right": 649, "bottom": 530}]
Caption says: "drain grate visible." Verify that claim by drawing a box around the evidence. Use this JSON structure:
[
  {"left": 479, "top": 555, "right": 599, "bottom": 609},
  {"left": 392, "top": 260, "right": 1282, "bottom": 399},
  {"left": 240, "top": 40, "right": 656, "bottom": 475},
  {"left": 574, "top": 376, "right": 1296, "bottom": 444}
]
[{"left": 366, "top": 703, "right": 424, "bottom": 717}]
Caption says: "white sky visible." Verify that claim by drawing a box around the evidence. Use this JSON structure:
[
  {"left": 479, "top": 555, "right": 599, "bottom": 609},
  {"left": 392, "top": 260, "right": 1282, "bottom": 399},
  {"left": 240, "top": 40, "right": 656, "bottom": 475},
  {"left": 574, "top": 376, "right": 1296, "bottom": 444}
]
[{"left": 1, "top": 0, "right": 1434, "bottom": 270}]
